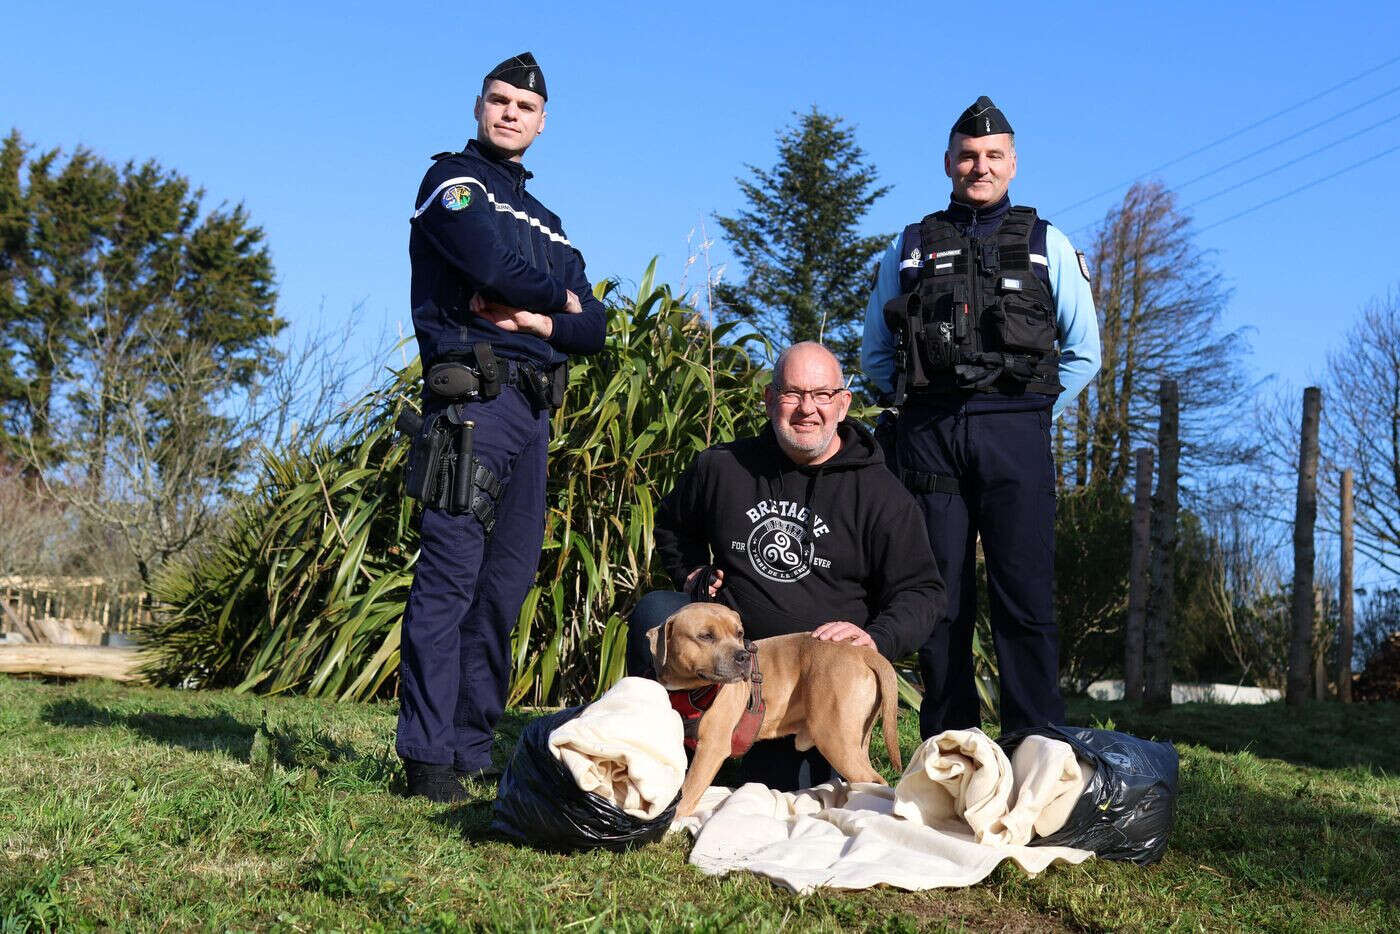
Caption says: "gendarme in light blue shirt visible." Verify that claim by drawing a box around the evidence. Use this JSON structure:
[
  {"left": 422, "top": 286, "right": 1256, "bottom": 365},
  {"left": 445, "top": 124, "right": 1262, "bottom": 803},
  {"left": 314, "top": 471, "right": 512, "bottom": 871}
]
[{"left": 860, "top": 198, "right": 1100, "bottom": 419}]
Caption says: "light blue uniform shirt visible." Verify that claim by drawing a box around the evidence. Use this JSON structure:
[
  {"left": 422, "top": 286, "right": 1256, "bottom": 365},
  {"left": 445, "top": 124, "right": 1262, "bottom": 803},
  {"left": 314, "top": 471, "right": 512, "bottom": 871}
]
[{"left": 860, "top": 218, "right": 1100, "bottom": 419}]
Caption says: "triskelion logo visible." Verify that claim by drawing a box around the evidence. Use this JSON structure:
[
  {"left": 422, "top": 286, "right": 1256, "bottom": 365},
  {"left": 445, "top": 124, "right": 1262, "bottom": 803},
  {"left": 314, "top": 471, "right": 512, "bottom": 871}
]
[{"left": 733, "top": 500, "right": 831, "bottom": 584}]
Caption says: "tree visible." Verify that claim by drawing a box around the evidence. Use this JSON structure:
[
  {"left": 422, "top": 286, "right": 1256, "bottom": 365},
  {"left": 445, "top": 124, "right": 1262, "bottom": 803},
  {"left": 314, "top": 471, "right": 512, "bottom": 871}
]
[
  {"left": 1054, "top": 480, "right": 1132, "bottom": 692},
  {"left": 1319, "top": 290, "right": 1400, "bottom": 576},
  {"left": 1201, "top": 507, "right": 1292, "bottom": 690},
  {"left": 714, "top": 108, "right": 890, "bottom": 375},
  {"left": 1063, "top": 181, "right": 1250, "bottom": 493},
  {"left": 0, "top": 129, "right": 286, "bottom": 585},
  {"left": 0, "top": 134, "right": 120, "bottom": 464}
]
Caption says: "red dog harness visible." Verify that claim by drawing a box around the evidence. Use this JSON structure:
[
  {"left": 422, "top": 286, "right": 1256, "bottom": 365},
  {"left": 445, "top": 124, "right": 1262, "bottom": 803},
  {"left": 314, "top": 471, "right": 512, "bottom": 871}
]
[{"left": 668, "top": 644, "right": 766, "bottom": 758}]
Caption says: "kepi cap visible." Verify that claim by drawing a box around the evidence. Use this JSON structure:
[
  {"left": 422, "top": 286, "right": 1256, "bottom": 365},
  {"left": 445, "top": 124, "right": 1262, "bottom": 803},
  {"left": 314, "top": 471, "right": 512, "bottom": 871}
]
[
  {"left": 484, "top": 51, "right": 547, "bottom": 101},
  {"left": 951, "top": 96, "right": 1013, "bottom": 138}
]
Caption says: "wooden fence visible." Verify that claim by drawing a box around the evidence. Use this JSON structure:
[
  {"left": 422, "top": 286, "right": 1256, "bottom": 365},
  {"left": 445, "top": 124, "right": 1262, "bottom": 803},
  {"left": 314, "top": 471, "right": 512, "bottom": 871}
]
[{"left": 0, "top": 577, "right": 148, "bottom": 645}]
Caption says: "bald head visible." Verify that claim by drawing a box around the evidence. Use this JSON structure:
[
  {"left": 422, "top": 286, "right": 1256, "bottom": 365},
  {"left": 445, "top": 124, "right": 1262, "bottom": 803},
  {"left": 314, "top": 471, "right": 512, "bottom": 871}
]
[
  {"left": 773, "top": 341, "right": 843, "bottom": 388},
  {"left": 765, "top": 342, "right": 851, "bottom": 466}
]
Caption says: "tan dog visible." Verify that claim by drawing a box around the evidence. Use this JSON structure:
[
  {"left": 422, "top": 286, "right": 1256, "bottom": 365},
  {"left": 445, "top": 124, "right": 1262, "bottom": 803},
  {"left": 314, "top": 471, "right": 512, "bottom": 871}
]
[{"left": 648, "top": 602, "right": 903, "bottom": 818}]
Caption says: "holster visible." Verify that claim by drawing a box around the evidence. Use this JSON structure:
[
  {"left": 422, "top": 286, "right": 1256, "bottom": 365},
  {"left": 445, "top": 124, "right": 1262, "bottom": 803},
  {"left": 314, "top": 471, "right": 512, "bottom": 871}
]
[
  {"left": 519, "top": 361, "right": 569, "bottom": 412},
  {"left": 400, "top": 409, "right": 449, "bottom": 504},
  {"left": 395, "top": 405, "right": 503, "bottom": 532},
  {"left": 873, "top": 408, "right": 899, "bottom": 475}
]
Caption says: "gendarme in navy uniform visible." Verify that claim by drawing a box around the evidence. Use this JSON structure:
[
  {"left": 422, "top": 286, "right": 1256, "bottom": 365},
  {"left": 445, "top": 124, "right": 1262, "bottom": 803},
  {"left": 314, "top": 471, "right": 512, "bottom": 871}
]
[
  {"left": 861, "top": 96, "right": 1101, "bottom": 739},
  {"left": 398, "top": 52, "right": 607, "bottom": 801}
]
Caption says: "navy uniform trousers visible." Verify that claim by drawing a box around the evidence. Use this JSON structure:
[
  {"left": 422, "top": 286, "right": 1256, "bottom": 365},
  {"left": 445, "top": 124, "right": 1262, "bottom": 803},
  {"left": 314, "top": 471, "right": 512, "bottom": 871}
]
[
  {"left": 896, "top": 397, "right": 1066, "bottom": 738},
  {"left": 396, "top": 384, "right": 549, "bottom": 771}
]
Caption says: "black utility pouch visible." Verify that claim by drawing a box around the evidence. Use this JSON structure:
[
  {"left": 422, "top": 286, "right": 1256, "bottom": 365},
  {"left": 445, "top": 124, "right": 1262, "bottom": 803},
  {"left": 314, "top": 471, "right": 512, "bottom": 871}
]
[
  {"left": 873, "top": 407, "right": 899, "bottom": 473},
  {"left": 990, "top": 291, "right": 1056, "bottom": 353},
  {"left": 548, "top": 361, "right": 569, "bottom": 409},
  {"left": 425, "top": 361, "right": 480, "bottom": 401},
  {"left": 405, "top": 412, "right": 451, "bottom": 503},
  {"left": 520, "top": 368, "right": 551, "bottom": 411}
]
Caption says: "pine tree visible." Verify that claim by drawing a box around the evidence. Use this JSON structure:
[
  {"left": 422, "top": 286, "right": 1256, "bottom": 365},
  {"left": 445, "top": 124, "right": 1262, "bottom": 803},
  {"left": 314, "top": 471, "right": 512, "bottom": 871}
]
[
  {"left": 0, "top": 130, "right": 282, "bottom": 473},
  {"left": 0, "top": 129, "right": 284, "bottom": 582},
  {"left": 714, "top": 108, "right": 890, "bottom": 377}
]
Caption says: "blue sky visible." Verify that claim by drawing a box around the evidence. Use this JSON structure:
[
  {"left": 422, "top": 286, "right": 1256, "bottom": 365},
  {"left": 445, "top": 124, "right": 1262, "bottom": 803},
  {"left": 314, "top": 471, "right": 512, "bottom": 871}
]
[
  {"left": 5, "top": 0, "right": 1397, "bottom": 389},
  {"left": 5, "top": 1, "right": 1400, "bottom": 577}
]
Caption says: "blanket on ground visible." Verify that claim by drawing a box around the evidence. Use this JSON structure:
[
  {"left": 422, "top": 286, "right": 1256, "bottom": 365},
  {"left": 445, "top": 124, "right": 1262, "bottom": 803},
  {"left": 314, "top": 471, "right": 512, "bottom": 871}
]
[
  {"left": 671, "top": 729, "right": 1093, "bottom": 892},
  {"left": 546, "top": 677, "right": 686, "bottom": 820},
  {"left": 543, "top": 680, "right": 1094, "bottom": 889},
  {"left": 892, "top": 729, "right": 1088, "bottom": 846}
]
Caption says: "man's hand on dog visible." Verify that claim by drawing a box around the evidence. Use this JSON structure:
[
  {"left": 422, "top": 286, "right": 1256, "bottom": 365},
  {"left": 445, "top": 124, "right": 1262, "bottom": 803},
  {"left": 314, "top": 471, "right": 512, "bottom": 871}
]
[
  {"left": 470, "top": 290, "right": 582, "bottom": 339},
  {"left": 811, "top": 620, "right": 876, "bottom": 649},
  {"left": 684, "top": 566, "right": 724, "bottom": 598}
]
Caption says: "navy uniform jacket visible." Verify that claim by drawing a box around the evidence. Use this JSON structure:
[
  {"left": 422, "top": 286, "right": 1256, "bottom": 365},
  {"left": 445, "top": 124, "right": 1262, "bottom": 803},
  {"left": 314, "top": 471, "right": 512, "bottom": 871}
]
[
  {"left": 409, "top": 139, "right": 607, "bottom": 367},
  {"left": 861, "top": 196, "right": 1100, "bottom": 418}
]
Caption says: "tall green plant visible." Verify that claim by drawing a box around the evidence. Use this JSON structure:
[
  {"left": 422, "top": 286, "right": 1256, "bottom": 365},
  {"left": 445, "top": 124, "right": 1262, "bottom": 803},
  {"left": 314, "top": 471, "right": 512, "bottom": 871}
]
[
  {"left": 510, "top": 264, "right": 769, "bottom": 703},
  {"left": 145, "top": 263, "right": 770, "bottom": 704}
]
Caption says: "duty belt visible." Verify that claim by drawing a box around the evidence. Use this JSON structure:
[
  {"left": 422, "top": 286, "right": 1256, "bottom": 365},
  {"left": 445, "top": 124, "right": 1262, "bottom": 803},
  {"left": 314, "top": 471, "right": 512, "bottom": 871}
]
[
  {"left": 900, "top": 469, "right": 962, "bottom": 496},
  {"left": 425, "top": 341, "right": 567, "bottom": 411}
]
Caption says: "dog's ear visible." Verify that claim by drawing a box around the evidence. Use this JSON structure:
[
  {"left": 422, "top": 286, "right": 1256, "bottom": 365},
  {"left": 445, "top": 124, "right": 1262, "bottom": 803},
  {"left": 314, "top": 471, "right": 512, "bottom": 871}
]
[{"left": 647, "top": 615, "right": 673, "bottom": 678}]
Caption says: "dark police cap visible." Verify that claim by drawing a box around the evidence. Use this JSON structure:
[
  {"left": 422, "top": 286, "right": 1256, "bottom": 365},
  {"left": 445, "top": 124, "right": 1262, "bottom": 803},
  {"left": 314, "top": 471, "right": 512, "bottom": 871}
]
[
  {"left": 484, "top": 51, "right": 547, "bottom": 101},
  {"left": 951, "top": 96, "right": 1013, "bottom": 138}
]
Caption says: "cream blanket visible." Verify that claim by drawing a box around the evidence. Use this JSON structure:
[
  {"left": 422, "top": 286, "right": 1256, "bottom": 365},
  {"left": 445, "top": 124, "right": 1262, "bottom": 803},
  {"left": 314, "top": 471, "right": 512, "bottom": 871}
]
[
  {"left": 546, "top": 677, "right": 687, "bottom": 820},
  {"left": 892, "top": 729, "right": 1088, "bottom": 846},
  {"left": 544, "top": 681, "right": 1093, "bottom": 890},
  {"left": 673, "top": 728, "right": 1093, "bottom": 892}
]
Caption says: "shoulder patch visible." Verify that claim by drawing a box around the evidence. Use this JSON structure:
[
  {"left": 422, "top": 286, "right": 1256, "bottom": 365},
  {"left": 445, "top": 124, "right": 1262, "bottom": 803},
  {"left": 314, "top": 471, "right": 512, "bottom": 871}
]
[
  {"left": 441, "top": 185, "right": 473, "bottom": 211},
  {"left": 1076, "top": 251, "right": 1091, "bottom": 283}
]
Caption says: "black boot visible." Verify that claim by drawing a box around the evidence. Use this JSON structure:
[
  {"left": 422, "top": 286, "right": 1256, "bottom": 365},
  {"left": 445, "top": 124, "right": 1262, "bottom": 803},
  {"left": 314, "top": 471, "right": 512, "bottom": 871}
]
[
  {"left": 402, "top": 760, "right": 467, "bottom": 803},
  {"left": 455, "top": 763, "right": 503, "bottom": 787}
]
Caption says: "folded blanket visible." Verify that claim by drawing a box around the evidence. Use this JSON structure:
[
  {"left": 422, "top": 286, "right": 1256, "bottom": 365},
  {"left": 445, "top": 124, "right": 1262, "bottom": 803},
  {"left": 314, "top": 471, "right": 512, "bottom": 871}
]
[
  {"left": 893, "top": 728, "right": 1089, "bottom": 846},
  {"left": 671, "top": 728, "right": 1094, "bottom": 892},
  {"left": 1005, "top": 733, "right": 1088, "bottom": 841},
  {"left": 547, "top": 677, "right": 686, "bottom": 820}
]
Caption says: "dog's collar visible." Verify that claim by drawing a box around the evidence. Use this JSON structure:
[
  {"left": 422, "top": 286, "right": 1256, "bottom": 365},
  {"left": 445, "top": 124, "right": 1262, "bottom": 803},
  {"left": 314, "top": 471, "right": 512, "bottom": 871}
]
[{"left": 667, "top": 642, "right": 766, "bottom": 758}]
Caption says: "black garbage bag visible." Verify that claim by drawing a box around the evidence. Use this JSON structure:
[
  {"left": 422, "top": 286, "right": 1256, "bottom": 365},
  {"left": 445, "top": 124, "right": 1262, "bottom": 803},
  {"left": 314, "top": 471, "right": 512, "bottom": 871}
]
[
  {"left": 490, "top": 705, "right": 680, "bottom": 851},
  {"left": 998, "top": 724, "right": 1178, "bottom": 865}
]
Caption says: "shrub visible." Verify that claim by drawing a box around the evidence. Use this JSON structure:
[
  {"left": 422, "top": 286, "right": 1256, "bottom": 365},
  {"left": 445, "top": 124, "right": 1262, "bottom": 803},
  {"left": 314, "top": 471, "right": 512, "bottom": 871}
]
[{"left": 145, "top": 264, "right": 769, "bottom": 704}]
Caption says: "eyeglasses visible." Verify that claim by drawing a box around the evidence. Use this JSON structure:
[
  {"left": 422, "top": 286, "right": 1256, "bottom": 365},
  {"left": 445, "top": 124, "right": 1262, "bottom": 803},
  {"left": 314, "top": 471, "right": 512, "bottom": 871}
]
[{"left": 773, "top": 386, "right": 848, "bottom": 406}]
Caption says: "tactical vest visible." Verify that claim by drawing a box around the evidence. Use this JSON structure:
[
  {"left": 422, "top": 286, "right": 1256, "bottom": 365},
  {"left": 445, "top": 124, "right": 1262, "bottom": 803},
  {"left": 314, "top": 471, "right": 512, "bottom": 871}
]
[{"left": 884, "top": 206, "right": 1061, "bottom": 402}]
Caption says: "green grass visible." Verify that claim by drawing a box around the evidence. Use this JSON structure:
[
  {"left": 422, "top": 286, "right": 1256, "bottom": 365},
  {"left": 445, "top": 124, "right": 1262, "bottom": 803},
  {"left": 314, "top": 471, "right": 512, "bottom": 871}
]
[{"left": 1, "top": 677, "right": 1396, "bottom": 932}]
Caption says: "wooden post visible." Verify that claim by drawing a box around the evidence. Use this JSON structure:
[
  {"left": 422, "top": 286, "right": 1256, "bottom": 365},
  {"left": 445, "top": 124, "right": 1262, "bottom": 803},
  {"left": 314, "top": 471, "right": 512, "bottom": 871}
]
[
  {"left": 1339, "top": 468, "right": 1355, "bottom": 703},
  {"left": 1124, "top": 446, "right": 1153, "bottom": 702},
  {"left": 1075, "top": 393, "right": 1089, "bottom": 488},
  {"left": 1313, "top": 587, "right": 1327, "bottom": 701},
  {"left": 1287, "top": 386, "right": 1321, "bottom": 706},
  {"left": 1144, "top": 380, "right": 1179, "bottom": 708}
]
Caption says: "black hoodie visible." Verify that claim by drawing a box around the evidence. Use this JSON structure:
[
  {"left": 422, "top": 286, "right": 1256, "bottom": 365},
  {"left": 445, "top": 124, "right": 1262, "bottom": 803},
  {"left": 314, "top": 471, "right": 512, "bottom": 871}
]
[{"left": 655, "top": 420, "right": 946, "bottom": 660}]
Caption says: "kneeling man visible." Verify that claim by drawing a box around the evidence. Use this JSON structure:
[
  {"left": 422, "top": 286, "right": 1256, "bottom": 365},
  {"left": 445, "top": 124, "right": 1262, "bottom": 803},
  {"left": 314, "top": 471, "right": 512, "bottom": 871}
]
[{"left": 628, "top": 341, "right": 946, "bottom": 789}]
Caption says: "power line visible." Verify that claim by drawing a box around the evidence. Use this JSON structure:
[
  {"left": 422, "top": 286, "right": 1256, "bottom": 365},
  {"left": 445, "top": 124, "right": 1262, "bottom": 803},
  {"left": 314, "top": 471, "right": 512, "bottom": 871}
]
[
  {"left": 1196, "top": 140, "right": 1400, "bottom": 232},
  {"left": 1052, "top": 52, "right": 1400, "bottom": 217},
  {"left": 1185, "top": 110, "right": 1400, "bottom": 210},
  {"left": 1067, "top": 112, "right": 1400, "bottom": 240},
  {"left": 1172, "top": 83, "right": 1400, "bottom": 193}
]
